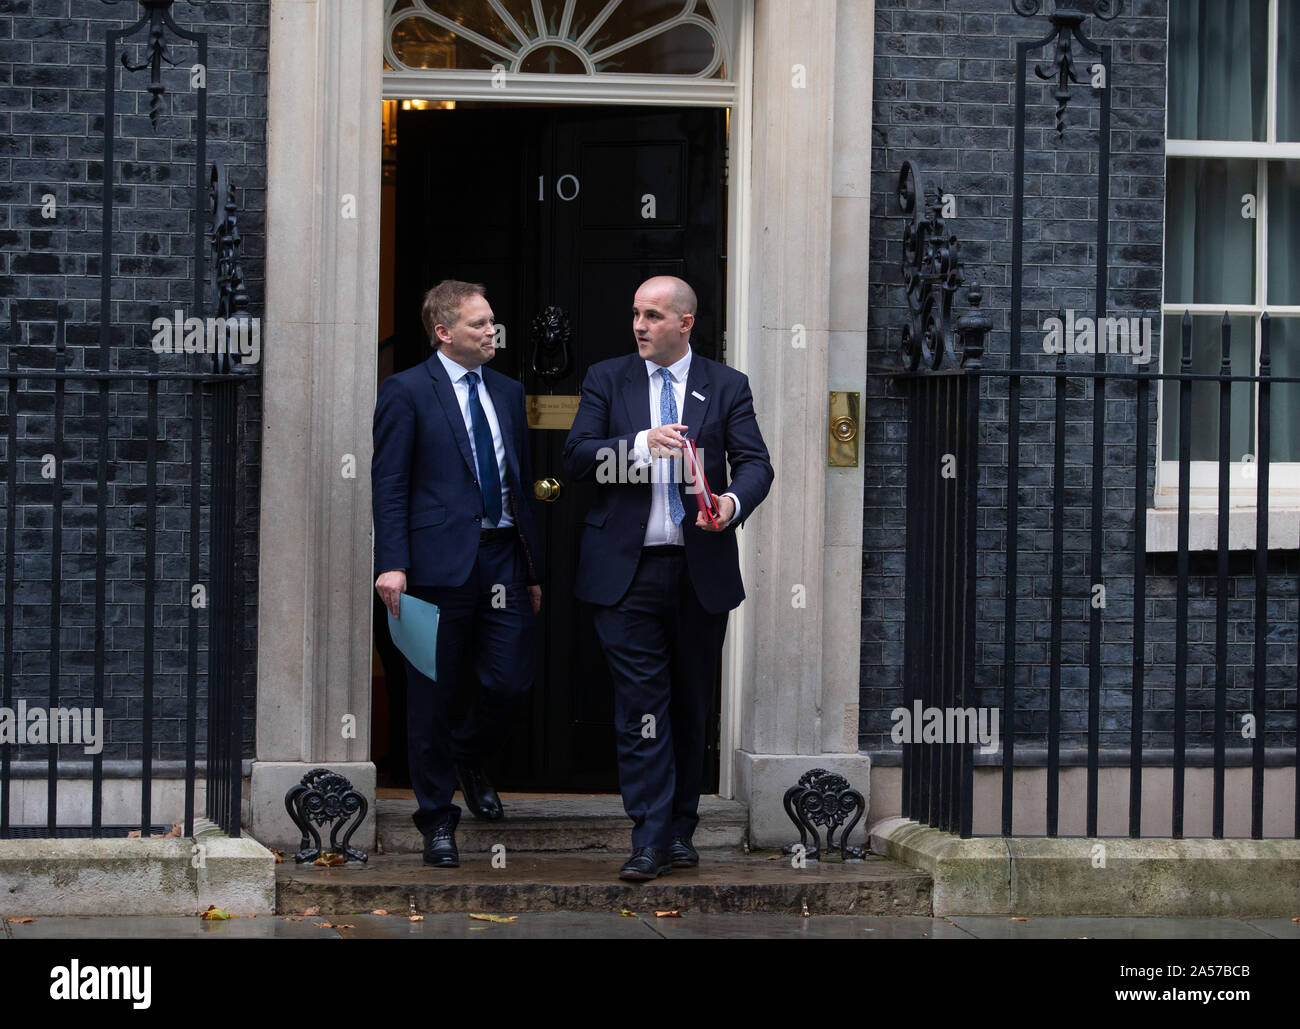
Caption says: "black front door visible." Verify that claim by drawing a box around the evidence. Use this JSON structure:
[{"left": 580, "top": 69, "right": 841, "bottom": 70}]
[{"left": 394, "top": 104, "right": 725, "bottom": 791}]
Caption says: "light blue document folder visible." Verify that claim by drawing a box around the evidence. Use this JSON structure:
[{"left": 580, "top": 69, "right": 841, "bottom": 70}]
[{"left": 387, "top": 593, "right": 440, "bottom": 681}]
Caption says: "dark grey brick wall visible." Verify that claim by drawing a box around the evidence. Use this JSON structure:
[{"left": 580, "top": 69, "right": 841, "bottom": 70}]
[
  {"left": 0, "top": 0, "right": 266, "bottom": 771},
  {"left": 862, "top": 0, "right": 1298, "bottom": 760}
]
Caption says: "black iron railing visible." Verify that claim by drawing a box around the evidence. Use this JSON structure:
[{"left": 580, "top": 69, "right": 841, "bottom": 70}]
[
  {"left": 895, "top": 313, "right": 1300, "bottom": 841},
  {"left": 0, "top": 304, "right": 254, "bottom": 839},
  {"left": 891, "top": 1, "right": 1296, "bottom": 841},
  {"left": 0, "top": 0, "right": 256, "bottom": 838}
]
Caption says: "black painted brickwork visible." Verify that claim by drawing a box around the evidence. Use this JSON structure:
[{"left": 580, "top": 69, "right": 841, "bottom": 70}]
[
  {"left": 861, "top": 0, "right": 1298, "bottom": 759},
  {"left": 0, "top": 0, "right": 266, "bottom": 767}
]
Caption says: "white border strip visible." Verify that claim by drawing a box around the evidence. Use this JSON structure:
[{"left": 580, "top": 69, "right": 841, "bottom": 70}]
[
  {"left": 382, "top": 68, "right": 736, "bottom": 104},
  {"left": 1165, "top": 139, "right": 1300, "bottom": 158}
]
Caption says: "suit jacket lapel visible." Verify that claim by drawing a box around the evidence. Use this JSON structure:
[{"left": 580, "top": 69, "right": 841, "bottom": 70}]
[
  {"left": 680, "top": 352, "right": 712, "bottom": 439},
  {"left": 425, "top": 354, "right": 477, "bottom": 478},
  {"left": 620, "top": 354, "right": 652, "bottom": 435}
]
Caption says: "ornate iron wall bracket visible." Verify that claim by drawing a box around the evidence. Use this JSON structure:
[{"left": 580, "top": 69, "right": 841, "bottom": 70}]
[
  {"left": 102, "top": 0, "right": 198, "bottom": 129},
  {"left": 897, "top": 160, "right": 991, "bottom": 372},
  {"left": 208, "top": 163, "right": 256, "bottom": 375},
  {"left": 782, "top": 769, "right": 866, "bottom": 860},
  {"left": 284, "top": 768, "right": 369, "bottom": 864},
  {"left": 1013, "top": 0, "right": 1119, "bottom": 137}
]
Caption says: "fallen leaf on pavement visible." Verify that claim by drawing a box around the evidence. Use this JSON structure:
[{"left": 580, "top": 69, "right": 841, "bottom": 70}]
[
  {"left": 283, "top": 917, "right": 303, "bottom": 922},
  {"left": 409, "top": 915, "right": 424, "bottom": 922},
  {"left": 654, "top": 910, "right": 681, "bottom": 918},
  {"left": 1010, "top": 917, "right": 1029, "bottom": 922},
  {"left": 10, "top": 918, "right": 34, "bottom": 924},
  {"left": 468, "top": 913, "right": 517, "bottom": 923},
  {"left": 313, "top": 922, "right": 354, "bottom": 929},
  {"left": 126, "top": 830, "right": 141, "bottom": 839},
  {"left": 303, "top": 906, "right": 320, "bottom": 916},
  {"left": 199, "top": 905, "right": 230, "bottom": 920},
  {"left": 371, "top": 909, "right": 389, "bottom": 916},
  {"left": 619, "top": 909, "right": 639, "bottom": 918},
  {"left": 312, "top": 922, "right": 332, "bottom": 928},
  {"left": 313, "top": 853, "right": 346, "bottom": 867},
  {"left": 269, "top": 849, "right": 285, "bottom": 864}
]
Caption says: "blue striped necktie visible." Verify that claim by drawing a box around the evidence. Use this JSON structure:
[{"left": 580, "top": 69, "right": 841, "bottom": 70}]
[{"left": 659, "top": 368, "right": 685, "bottom": 526}]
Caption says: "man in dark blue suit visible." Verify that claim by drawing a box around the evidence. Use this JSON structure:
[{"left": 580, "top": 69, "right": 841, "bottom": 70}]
[
  {"left": 563, "top": 275, "right": 773, "bottom": 880},
  {"left": 372, "top": 280, "right": 542, "bottom": 868}
]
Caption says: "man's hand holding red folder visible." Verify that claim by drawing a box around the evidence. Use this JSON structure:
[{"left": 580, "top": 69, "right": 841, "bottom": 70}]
[{"left": 696, "top": 493, "right": 734, "bottom": 531}]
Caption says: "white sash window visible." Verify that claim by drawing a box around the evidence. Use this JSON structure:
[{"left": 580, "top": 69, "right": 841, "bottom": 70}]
[{"left": 1158, "top": 0, "right": 1300, "bottom": 514}]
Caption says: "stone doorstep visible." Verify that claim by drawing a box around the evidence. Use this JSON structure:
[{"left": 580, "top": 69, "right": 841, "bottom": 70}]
[
  {"left": 376, "top": 794, "right": 748, "bottom": 854},
  {"left": 275, "top": 849, "right": 933, "bottom": 917},
  {"left": 870, "top": 816, "right": 1300, "bottom": 918},
  {"left": 0, "top": 822, "right": 277, "bottom": 917}
]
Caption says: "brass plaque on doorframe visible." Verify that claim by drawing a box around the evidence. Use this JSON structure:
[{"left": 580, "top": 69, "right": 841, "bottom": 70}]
[
  {"left": 526, "top": 394, "right": 581, "bottom": 430},
  {"left": 828, "top": 391, "right": 860, "bottom": 467}
]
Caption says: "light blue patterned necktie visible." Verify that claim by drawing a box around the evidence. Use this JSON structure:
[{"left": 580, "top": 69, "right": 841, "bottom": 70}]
[{"left": 659, "top": 367, "right": 685, "bottom": 526}]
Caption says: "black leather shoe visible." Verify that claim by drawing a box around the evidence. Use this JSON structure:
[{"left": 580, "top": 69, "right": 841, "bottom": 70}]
[
  {"left": 456, "top": 763, "right": 503, "bottom": 821},
  {"left": 618, "top": 847, "right": 673, "bottom": 881},
  {"left": 422, "top": 809, "right": 460, "bottom": 868},
  {"left": 669, "top": 836, "right": 699, "bottom": 868}
]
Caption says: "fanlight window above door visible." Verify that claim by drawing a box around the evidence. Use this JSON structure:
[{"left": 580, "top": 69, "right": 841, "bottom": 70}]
[{"left": 383, "top": 0, "right": 738, "bottom": 105}]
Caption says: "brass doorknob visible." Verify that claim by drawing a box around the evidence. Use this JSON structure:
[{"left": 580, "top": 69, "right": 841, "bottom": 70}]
[{"left": 534, "top": 477, "right": 562, "bottom": 502}]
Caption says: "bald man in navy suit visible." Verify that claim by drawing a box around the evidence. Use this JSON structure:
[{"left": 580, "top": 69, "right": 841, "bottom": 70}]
[{"left": 563, "top": 276, "right": 773, "bottom": 881}]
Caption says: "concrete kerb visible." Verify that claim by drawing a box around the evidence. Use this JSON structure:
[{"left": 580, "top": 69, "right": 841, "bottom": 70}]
[
  {"left": 870, "top": 817, "right": 1300, "bottom": 917},
  {"left": 869, "top": 817, "right": 1011, "bottom": 915},
  {"left": 0, "top": 821, "right": 276, "bottom": 916}
]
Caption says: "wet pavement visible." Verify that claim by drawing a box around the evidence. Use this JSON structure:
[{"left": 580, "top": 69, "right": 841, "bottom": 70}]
[{"left": 4, "top": 912, "right": 1298, "bottom": 939}]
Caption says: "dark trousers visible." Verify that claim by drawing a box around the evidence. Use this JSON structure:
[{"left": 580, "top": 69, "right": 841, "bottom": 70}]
[
  {"left": 591, "top": 547, "right": 728, "bottom": 850},
  {"left": 404, "top": 534, "right": 534, "bottom": 836}
]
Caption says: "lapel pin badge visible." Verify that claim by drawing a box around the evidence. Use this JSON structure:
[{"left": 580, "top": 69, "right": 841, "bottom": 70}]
[{"left": 691, "top": 390, "right": 706, "bottom": 402}]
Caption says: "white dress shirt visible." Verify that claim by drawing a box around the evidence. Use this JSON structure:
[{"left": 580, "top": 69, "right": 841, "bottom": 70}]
[
  {"left": 631, "top": 347, "right": 740, "bottom": 547},
  {"left": 437, "top": 348, "right": 513, "bottom": 529}
]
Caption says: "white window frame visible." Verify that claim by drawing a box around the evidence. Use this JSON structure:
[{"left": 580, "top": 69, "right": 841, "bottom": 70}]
[{"left": 1157, "top": 0, "right": 1300, "bottom": 520}]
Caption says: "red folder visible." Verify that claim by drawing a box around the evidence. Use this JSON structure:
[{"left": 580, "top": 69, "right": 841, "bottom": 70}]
[{"left": 684, "top": 439, "right": 721, "bottom": 528}]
